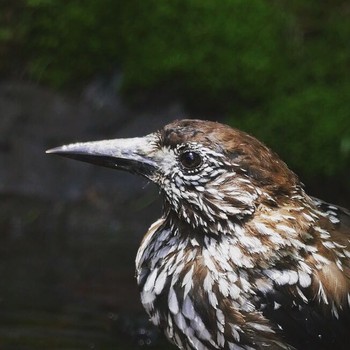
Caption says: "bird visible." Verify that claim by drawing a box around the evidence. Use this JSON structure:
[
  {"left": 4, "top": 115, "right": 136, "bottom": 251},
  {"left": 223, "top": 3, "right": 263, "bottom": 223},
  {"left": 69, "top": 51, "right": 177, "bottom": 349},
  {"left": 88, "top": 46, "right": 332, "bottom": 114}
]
[{"left": 47, "top": 119, "right": 350, "bottom": 350}]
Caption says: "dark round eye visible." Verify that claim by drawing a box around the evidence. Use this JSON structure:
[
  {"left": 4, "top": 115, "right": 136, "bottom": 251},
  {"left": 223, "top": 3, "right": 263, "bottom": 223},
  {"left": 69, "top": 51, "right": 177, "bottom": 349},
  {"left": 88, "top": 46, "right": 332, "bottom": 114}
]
[{"left": 179, "top": 151, "right": 202, "bottom": 169}]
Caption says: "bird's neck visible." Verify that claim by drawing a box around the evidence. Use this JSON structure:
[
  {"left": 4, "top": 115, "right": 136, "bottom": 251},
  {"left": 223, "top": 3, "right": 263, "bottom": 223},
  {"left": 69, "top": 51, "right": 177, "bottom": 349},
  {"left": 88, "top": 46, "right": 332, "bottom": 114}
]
[{"left": 159, "top": 190, "right": 327, "bottom": 268}]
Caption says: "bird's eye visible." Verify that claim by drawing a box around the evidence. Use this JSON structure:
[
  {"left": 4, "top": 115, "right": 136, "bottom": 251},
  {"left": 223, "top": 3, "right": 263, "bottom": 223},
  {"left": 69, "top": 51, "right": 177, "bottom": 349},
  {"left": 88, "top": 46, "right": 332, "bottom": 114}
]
[{"left": 179, "top": 151, "right": 202, "bottom": 170}]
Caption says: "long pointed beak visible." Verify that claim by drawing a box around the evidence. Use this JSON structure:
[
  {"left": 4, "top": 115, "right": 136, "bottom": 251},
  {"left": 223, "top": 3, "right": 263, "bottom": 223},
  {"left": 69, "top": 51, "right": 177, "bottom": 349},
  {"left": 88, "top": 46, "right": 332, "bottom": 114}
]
[{"left": 46, "top": 134, "right": 159, "bottom": 178}]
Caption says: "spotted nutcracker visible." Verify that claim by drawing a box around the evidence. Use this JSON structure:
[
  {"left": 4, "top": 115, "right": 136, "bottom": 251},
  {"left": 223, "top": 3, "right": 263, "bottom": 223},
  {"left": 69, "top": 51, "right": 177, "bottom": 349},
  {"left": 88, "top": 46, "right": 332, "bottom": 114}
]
[{"left": 47, "top": 119, "right": 350, "bottom": 350}]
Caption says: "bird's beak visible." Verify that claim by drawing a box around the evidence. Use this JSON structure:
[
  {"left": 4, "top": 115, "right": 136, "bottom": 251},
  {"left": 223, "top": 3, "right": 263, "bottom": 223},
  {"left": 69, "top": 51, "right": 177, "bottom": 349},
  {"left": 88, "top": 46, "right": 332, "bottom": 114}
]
[{"left": 46, "top": 134, "right": 159, "bottom": 179}]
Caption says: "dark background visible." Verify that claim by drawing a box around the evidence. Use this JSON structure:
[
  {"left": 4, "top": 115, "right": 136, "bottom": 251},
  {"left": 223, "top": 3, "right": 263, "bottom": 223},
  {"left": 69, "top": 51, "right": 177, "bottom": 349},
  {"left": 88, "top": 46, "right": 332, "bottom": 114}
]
[{"left": 0, "top": 1, "right": 349, "bottom": 349}]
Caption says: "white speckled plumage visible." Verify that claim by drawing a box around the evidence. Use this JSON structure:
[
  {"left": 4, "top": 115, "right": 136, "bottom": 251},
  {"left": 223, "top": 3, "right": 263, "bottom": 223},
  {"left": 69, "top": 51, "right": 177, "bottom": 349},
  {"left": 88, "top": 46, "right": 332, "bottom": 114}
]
[{"left": 49, "top": 119, "right": 350, "bottom": 350}]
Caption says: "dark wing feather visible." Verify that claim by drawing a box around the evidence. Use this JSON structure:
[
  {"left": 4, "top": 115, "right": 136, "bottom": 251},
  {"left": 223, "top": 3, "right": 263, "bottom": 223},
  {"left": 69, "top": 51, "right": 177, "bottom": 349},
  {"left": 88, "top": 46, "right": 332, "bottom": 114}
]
[
  {"left": 312, "top": 197, "right": 350, "bottom": 232},
  {"left": 259, "top": 198, "right": 350, "bottom": 350},
  {"left": 260, "top": 284, "right": 350, "bottom": 350}
]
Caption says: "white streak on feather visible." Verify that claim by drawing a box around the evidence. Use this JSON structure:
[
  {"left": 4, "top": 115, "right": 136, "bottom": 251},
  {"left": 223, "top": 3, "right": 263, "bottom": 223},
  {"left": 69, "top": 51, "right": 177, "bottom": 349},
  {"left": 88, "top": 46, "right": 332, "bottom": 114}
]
[
  {"left": 208, "top": 290, "right": 218, "bottom": 308},
  {"left": 218, "top": 278, "right": 230, "bottom": 297},
  {"left": 298, "top": 270, "right": 312, "bottom": 288},
  {"left": 182, "top": 296, "right": 195, "bottom": 320},
  {"left": 296, "top": 286, "right": 308, "bottom": 303},
  {"left": 154, "top": 269, "right": 167, "bottom": 295},
  {"left": 182, "top": 266, "right": 194, "bottom": 299},
  {"left": 144, "top": 268, "right": 158, "bottom": 292},
  {"left": 230, "top": 324, "right": 241, "bottom": 342},
  {"left": 168, "top": 286, "right": 179, "bottom": 314},
  {"left": 247, "top": 322, "right": 275, "bottom": 333},
  {"left": 175, "top": 312, "right": 187, "bottom": 331},
  {"left": 317, "top": 282, "right": 328, "bottom": 304}
]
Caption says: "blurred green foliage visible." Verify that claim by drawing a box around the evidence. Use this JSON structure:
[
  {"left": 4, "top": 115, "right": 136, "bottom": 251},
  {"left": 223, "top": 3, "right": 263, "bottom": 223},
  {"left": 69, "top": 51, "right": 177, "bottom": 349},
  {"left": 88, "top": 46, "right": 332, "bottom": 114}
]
[
  {"left": 234, "top": 1, "right": 350, "bottom": 183},
  {"left": 20, "top": 0, "right": 124, "bottom": 86},
  {"left": 1, "top": 0, "right": 350, "bottom": 183},
  {"left": 120, "top": 0, "right": 291, "bottom": 107},
  {"left": 237, "top": 83, "right": 350, "bottom": 178}
]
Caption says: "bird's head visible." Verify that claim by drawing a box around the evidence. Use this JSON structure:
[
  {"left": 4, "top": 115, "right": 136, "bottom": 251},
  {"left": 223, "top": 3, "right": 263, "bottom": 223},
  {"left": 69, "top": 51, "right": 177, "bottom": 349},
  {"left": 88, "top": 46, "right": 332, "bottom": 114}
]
[{"left": 47, "top": 119, "right": 299, "bottom": 234}]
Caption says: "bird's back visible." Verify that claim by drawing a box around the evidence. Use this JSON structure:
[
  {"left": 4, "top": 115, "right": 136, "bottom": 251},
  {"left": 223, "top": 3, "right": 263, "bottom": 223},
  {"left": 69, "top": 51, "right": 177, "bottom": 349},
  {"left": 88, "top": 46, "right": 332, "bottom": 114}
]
[{"left": 261, "top": 199, "right": 350, "bottom": 350}]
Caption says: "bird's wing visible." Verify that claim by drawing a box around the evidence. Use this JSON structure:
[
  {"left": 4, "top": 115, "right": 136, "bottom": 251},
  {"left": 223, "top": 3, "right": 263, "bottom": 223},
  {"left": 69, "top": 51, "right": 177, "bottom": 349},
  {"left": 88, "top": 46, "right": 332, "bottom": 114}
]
[
  {"left": 259, "top": 197, "right": 350, "bottom": 350},
  {"left": 312, "top": 196, "right": 350, "bottom": 233},
  {"left": 260, "top": 282, "right": 350, "bottom": 350}
]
